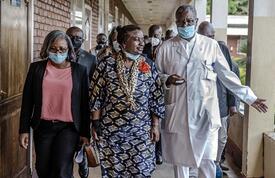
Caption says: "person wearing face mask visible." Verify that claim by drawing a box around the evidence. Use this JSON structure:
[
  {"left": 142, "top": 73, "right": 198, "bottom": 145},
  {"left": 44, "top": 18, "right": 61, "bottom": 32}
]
[
  {"left": 66, "top": 26, "right": 97, "bottom": 178},
  {"left": 142, "top": 24, "right": 164, "bottom": 165},
  {"left": 155, "top": 5, "right": 268, "bottom": 178},
  {"left": 66, "top": 27, "right": 97, "bottom": 82},
  {"left": 90, "top": 33, "right": 108, "bottom": 56},
  {"left": 90, "top": 25, "right": 165, "bottom": 177},
  {"left": 143, "top": 24, "right": 162, "bottom": 61},
  {"left": 19, "top": 30, "right": 90, "bottom": 178},
  {"left": 165, "top": 29, "right": 176, "bottom": 41},
  {"left": 96, "top": 26, "right": 122, "bottom": 61},
  {"left": 198, "top": 21, "right": 241, "bottom": 178}
]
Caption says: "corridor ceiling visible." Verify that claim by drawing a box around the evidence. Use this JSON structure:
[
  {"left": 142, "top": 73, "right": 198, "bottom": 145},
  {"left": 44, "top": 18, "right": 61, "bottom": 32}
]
[{"left": 122, "top": 0, "right": 191, "bottom": 25}]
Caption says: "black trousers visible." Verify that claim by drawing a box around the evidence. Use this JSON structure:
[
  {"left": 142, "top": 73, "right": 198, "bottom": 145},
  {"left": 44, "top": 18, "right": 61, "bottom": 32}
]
[{"left": 33, "top": 120, "right": 79, "bottom": 178}]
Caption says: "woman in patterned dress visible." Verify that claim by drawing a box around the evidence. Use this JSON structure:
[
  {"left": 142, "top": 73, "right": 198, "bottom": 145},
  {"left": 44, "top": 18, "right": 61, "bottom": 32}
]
[{"left": 89, "top": 25, "right": 165, "bottom": 178}]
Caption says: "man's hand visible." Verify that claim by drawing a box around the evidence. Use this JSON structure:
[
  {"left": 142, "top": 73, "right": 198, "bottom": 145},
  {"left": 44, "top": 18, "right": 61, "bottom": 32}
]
[
  {"left": 251, "top": 98, "right": 268, "bottom": 113},
  {"left": 166, "top": 74, "right": 185, "bottom": 87},
  {"left": 79, "top": 136, "right": 90, "bottom": 146},
  {"left": 229, "top": 106, "right": 238, "bottom": 116},
  {"left": 19, "top": 133, "right": 29, "bottom": 149},
  {"left": 150, "top": 126, "right": 160, "bottom": 142}
]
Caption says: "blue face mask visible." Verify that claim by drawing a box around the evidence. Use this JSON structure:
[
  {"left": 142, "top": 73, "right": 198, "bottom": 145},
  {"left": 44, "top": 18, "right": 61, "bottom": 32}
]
[
  {"left": 177, "top": 25, "right": 196, "bottom": 39},
  {"left": 125, "top": 51, "right": 141, "bottom": 61},
  {"left": 48, "top": 52, "right": 68, "bottom": 64}
]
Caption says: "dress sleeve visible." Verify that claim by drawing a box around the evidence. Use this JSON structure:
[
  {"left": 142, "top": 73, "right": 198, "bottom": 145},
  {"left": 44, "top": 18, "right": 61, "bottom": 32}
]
[
  {"left": 89, "top": 60, "right": 107, "bottom": 111},
  {"left": 148, "top": 63, "right": 165, "bottom": 119},
  {"left": 19, "top": 63, "right": 35, "bottom": 133}
]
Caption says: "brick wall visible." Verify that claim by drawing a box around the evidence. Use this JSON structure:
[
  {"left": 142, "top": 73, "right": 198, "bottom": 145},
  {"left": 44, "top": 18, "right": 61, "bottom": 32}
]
[
  {"left": 33, "top": 0, "right": 71, "bottom": 61},
  {"left": 32, "top": 0, "right": 136, "bottom": 58}
]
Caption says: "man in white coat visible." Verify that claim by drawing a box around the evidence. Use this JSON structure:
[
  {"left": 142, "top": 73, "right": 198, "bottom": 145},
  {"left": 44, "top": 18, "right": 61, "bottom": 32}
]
[{"left": 155, "top": 5, "right": 268, "bottom": 178}]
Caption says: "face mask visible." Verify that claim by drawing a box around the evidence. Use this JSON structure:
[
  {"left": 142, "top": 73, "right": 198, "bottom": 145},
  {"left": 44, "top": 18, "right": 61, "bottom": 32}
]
[
  {"left": 95, "top": 44, "right": 105, "bottom": 50},
  {"left": 71, "top": 38, "right": 83, "bottom": 49},
  {"left": 48, "top": 52, "right": 68, "bottom": 64},
  {"left": 124, "top": 51, "right": 141, "bottom": 61},
  {"left": 177, "top": 25, "right": 196, "bottom": 39},
  {"left": 151, "top": 37, "right": 161, "bottom": 47},
  {"left": 113, "top": 41, "right": 121, "bottom": 52},
  {"left": 98, "top": 41, "right": 106, "bottom": 45}
]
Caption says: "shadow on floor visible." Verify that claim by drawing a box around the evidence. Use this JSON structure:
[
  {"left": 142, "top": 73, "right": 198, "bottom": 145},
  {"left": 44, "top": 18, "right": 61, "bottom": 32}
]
[{"left": 73, "top": 154, "right": 242, "bottom": 178}]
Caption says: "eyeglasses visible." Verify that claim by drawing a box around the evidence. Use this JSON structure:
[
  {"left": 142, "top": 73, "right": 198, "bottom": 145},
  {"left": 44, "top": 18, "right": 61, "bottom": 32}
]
[{"left": 49, "top": 47, "right": 68, "bottom": 53}]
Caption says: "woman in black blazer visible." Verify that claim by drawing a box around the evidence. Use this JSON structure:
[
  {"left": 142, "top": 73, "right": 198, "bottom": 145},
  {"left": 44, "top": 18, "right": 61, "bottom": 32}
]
[{"left": 19, "top": 30, "right": 90, "bottom": 178}]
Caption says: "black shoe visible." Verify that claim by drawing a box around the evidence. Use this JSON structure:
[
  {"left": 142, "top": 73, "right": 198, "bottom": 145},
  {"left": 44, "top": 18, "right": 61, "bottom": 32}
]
[
  {"left": 220, "top": 164, "right": 229, "bottom": 171},
  {"left": 156, "top": 155, "right": 163, "bottom": 165}
]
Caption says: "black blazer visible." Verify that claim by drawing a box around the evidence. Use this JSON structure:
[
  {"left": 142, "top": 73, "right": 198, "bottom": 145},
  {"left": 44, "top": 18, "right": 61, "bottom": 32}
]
[
  {"left": 217, "top": 41, "right": 239, "bottom": 117},
  {"left": 19, "top": 60, "right": 90, "bottom": 138},
  {"left": 76, "top": 49, "right": 97, "bottom": 82}
]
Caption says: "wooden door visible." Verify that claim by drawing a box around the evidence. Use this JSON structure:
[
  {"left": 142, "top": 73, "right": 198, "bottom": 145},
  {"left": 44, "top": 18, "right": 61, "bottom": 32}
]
[{"left": 0, "top": 0, "right": 31, "bottom": 177}]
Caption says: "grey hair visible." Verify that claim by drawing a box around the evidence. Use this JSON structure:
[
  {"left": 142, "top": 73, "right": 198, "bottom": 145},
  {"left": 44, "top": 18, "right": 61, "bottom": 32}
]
[
  {"left": 40, "top": 30, "right": 76, "bottom": 61},
  {"left": 175, "top": 4, "right": 197, "bottom": 19}
]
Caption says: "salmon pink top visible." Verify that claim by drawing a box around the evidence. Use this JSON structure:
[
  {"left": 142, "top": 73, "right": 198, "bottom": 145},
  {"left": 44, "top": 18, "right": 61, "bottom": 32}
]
[{"left": 41, "top": 61, "right": 73, "bottom": 122}]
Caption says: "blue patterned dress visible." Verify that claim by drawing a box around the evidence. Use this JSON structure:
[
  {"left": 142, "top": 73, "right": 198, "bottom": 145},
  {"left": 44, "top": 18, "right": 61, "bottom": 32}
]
[{"left": 90, "top": 55, "right": 164, "bottom": 178}]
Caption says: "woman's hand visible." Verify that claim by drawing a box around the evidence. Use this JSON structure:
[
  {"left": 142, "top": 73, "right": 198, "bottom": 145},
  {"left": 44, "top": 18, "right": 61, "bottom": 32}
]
[
  {"left": 19, "top": 133, "right": 29, "bottom": 149},
  {"left": 150, "top": 125, "right": 160, "bottom": 142},
  {"left": 79, "top": 136, "right": 90, "bottom": 146},
  {"left": 92, "top": 127, "right": 99, "bottom": 141}
]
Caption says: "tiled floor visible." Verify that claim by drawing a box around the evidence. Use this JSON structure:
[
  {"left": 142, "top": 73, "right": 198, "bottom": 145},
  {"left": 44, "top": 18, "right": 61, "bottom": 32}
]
[{"left": 73, "top": 154, "right": 242, "bottom": 178}]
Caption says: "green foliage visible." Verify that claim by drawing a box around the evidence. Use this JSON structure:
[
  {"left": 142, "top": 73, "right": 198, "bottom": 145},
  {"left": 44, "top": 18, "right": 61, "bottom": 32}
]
[
  {"left": 240, "top": 44, "right": 247, "bottom": 54},
  {"left": 207, "top": 0, "right": 211, "bottom": 15},
  {"left": 207, "top": 0, "right": 248, "bottom": 15},
  {"left": 240, "top": 41, "right": 248, "bottom": 54},
  {"left": 229, "top": 0, "right": 248, "bottom": 15},
  {"left": 233, "top": 57, "right": 246, "bottom": 85}
]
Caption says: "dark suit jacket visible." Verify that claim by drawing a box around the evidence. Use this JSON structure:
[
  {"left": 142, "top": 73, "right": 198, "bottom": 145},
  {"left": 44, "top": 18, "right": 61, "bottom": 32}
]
[
  {"left": 76, "top": 49, "right": 97, "bottom": 82},
  {"left": 143, "top": 43, "right": 160, "bottom": 61},
  {"left": 217, "top": 41, "right": 239, "bottom": 117},
  {"left": 19, "top": 60, "right": 90, "bottom": 138}
]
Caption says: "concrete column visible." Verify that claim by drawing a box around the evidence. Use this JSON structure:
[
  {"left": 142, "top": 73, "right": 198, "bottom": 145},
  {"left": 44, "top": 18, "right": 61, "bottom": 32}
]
[
  {"left": 104, "top": 0, "right": 109, "bottom": 35},
  {"left": 242, "top": 0, "right": 275, "bottom": 177},
  {"left": 211, "top": 0, "right": 228, "bottom": 42},
  {"left": 192, "top": 0, "right": 207, "bottom": 26}
]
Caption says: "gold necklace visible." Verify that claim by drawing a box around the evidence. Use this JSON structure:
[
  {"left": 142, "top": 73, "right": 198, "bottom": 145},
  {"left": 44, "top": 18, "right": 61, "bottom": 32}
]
[{"left": 116, "top": 52, "right": 141, "bottom": 109}]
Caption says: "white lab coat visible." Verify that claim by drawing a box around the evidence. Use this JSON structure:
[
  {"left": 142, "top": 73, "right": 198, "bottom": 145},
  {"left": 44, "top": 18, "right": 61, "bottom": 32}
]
[{"left": 155, "top": 34, "right": 257, "bottom": 167}]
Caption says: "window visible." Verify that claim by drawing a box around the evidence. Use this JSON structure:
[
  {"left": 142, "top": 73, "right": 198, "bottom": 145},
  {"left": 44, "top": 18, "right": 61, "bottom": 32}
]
[
  {"left": 115, "top": 6, "right": 118, "bottom": 26},
  {"left": 98, "top": 0, "right": 105, "bottom": 33},
  {"left": 70, "top": 0, "right": 84, "bottom": 29}
]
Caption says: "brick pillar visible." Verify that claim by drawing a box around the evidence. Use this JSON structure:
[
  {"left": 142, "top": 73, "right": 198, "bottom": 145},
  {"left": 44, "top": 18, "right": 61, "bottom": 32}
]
[{"left": 33, "top": 0, "right": 71, "bottom": 61}]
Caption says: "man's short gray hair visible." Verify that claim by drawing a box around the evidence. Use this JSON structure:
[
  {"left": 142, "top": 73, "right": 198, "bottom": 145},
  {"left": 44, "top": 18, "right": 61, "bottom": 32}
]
[{"left": 175, "top": 4, "right": 197, "bottom": 19}]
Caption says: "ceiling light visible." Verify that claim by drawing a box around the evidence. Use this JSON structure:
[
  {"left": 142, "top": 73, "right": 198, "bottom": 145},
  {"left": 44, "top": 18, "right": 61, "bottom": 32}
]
[{"left": 147, "top": 0, "right": 152, "bottom": 3}]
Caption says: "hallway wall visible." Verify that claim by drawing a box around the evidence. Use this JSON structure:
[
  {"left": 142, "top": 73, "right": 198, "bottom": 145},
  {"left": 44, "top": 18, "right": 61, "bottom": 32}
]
[
  {"left": 33, "top": 0, "right": 71, "bottom": 61},
  {"left": 33, "top": 0, "right": 136, "bottom": 60}
]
